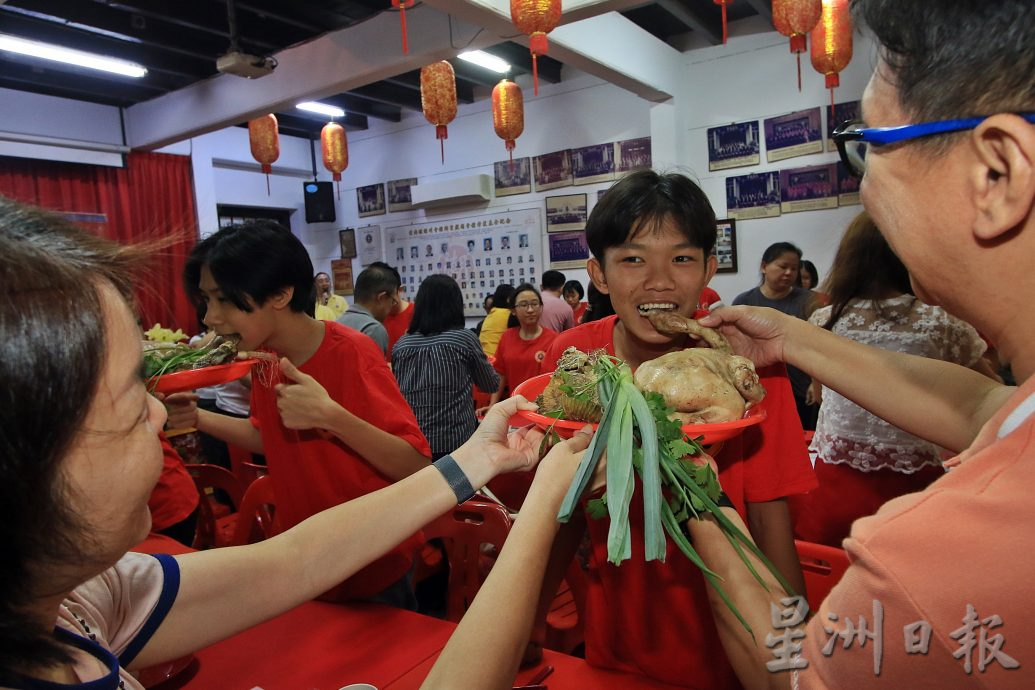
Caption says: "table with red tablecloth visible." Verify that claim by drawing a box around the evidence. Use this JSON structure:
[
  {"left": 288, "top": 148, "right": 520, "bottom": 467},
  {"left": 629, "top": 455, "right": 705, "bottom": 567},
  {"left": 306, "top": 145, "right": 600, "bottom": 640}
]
[{"left": 180, "top": 598, "right": 684, "bottom": 690}]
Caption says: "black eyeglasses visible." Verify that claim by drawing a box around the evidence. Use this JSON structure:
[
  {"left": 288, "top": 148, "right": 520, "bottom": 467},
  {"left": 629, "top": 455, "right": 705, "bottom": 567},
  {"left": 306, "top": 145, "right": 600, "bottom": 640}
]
[{"left": 832, "top": 113, "right": 1035, "bottom": 178}]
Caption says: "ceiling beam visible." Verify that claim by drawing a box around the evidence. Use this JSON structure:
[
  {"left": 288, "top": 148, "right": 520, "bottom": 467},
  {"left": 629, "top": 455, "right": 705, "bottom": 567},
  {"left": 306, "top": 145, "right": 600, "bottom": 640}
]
[
  {"left": 124, "top": 7, "right": 503, "bottom": 148},
  {"left": 742, "top": 0, "right": 773, "bottom": 23},
  {"left": 321, "top": 94, "right": 401, "bottom": 122},
  {"left": 423, "top": 0, "right": 679, "bottom": 101},
  {"left": 656, "top": 0, "right": 722, "bottom": 45},
  {"left": 274, "top": 111, "right": 369, "bottom": 134},
  {"left": 484, "top": 42, "right": 562, "bottom": 84}
]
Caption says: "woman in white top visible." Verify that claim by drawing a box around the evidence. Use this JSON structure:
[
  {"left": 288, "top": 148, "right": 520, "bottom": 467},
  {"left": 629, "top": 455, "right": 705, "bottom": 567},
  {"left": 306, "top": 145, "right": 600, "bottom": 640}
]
[{"left": 796, "top": 211, "right": 995, "bottom": 546}]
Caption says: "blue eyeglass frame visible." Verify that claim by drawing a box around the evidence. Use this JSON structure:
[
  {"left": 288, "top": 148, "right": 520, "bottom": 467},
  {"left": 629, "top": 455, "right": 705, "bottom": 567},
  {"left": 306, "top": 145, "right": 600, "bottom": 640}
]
[{"left": 832, "top": 112, "right": 1035, "bottom": 177}]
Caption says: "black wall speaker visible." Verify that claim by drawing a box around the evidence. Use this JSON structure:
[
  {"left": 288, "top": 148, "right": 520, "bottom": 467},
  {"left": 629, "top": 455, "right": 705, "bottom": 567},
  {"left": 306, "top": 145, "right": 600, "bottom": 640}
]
[{"left": 303, "top": 181, "right": 335, "bottom": 223}]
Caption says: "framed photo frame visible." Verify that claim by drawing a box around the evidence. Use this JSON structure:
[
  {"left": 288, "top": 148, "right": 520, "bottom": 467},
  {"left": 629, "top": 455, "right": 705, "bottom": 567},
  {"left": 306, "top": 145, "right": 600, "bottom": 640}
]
[
  {"left": 714, "top": 218, "right": 738, "bottom": 274},
  {"left": 338, "top": 228, "right": 357, "bottom": 258},
  {"left": 330, "top": 258, "right": 354, "bottom": 295},
  {"left": 545, "top": 193, "right": 588, "bottom": 232},
  {"left": 356, "top": 183, "right": 386, "bottom": 217}
]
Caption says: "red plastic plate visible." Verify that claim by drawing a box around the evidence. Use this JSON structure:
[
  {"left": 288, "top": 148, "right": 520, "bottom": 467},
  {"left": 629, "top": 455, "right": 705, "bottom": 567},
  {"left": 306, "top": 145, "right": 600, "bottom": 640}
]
[
  {"left": 150, "top": 359, "right": 257, "bottom": 395},
  {"left": 511, "top": 372, "right": 767, "bottom": 444}
]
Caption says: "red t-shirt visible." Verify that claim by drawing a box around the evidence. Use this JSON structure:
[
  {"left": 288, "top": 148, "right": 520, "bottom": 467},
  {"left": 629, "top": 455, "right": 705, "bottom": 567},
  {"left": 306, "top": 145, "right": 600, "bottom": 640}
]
[
  {"left": 250, "top": 321, "right": 431, "bottom": 600},
  {"left": 493, "top": 326, "right": 559, "bottom": 395},
  {"left": 572, "top": 302, "right": 588, "bottom": 324},
  {"left": 541, "top": 314, "right": 817, "bottom": 688},
  {"left": 698, "top": 286, "right": 722, "bottom": 311},
  {"left": 382, "top": 301, "right": 414, "bottom": 360},
  {"left": 148, "top": 432, "right": 200, "bottom": 532}
]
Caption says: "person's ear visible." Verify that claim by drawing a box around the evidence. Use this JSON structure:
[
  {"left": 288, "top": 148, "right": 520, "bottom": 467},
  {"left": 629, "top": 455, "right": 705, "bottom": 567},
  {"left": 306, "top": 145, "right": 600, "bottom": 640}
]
[
  {"left": 970, "top": 114, "right": 1035, "bottom": 241},
  {"left": 587, "top": 257, "right": 609, "bottom": 295},
  {"left": 704, "top": 253, "right": 718, "bottom": 284},
  {"left": 270, "top": 286, "right": 294, "bottom": 310}
]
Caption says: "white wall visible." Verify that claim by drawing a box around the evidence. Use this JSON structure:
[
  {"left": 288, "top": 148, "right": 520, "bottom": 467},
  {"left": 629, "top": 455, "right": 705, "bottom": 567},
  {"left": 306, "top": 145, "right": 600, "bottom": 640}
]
[{"left": 673, "top": 28, "right": 877, "bottom": 300}]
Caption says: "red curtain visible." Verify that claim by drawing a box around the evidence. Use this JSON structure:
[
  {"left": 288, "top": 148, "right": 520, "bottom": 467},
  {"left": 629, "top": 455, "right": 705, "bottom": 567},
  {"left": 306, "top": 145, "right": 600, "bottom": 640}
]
[{"left": 0, "top": 151, "right": 199, "bottom": 333}]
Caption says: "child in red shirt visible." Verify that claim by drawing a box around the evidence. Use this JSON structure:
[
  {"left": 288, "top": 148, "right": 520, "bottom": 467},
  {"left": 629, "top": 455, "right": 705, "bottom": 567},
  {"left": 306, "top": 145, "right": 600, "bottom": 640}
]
[
  {"left": 168, "top": 220, "right": 431, "bottom": 607},
  {"left": 536, "top": 171, "right": 816, "bottom": 687}
]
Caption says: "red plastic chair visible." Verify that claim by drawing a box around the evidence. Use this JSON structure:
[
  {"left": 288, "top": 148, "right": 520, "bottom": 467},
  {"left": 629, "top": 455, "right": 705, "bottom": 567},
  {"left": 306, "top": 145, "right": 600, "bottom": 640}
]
[
  {"left": 420, "top": 499, "right": 513, "bottom": 622},
  {"left": 229, "top": 474, "right": 279, "bottom": 546},
  {"left": 543, "top": 556, "right": 588, "bottom": 655},
  {"left": 795, "top": 539, "right": 850, "bottom": 615},
  {"left": 187, "top": 464, "right": 244, "bottom": 549},
  {"left": 226, "top": 442, "right": 267, "bottom": 489}
]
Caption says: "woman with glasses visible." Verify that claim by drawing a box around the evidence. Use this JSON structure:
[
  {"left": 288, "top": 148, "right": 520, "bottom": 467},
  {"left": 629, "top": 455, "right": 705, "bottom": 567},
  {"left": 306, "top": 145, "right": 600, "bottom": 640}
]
[{"left": 481, "top": 283, "right": 560, "bottom": 508}]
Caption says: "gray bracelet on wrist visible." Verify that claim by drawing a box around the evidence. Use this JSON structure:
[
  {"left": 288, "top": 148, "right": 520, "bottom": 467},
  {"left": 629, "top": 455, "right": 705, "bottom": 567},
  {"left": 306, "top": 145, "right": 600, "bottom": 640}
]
[{"left": 433, "top": 454, "right": 477, "bottom": 504}]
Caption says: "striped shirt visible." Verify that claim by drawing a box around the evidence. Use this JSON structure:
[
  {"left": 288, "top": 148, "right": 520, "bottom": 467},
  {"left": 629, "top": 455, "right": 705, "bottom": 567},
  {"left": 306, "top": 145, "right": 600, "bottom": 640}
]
[{"left": 392, "top": 328, "right": 500, "bottom": 456}]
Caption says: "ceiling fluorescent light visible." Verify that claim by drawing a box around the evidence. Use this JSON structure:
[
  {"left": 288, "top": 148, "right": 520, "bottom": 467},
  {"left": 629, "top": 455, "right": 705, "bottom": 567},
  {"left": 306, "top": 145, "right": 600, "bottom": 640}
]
[
  {"left": 0, "top": 34, "right": 147, "bottom": 78},
  {"left": 458, "top": 50, "right": 511, "bottom": 74},
  {"left": 296, "top": 101, "right": 346, "bottom": 118}
]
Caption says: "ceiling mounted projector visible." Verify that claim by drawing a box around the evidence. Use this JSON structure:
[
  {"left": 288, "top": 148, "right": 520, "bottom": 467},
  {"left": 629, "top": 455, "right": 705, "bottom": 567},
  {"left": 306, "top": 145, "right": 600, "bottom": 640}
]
[{"left": 216, "top": 51, "right": 276, "bottom": 78}]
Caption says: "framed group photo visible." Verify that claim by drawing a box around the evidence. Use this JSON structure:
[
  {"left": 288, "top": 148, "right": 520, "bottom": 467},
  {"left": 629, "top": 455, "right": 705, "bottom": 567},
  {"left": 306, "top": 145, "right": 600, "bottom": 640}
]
[
  {"left": 545, "top": 193, "right": 588, "bottom": 232},
  {"left": 714, "top": 218, "right": 737, "bottom": 274},
  {"left": 357, "top": 183, "right": 386, "bottom": 217}
]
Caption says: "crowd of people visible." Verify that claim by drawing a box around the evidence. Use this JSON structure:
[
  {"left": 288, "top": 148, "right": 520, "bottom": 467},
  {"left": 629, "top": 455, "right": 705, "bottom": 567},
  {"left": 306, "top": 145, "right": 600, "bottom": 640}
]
[{"left": 2, "top": 1, "right": 1032, "bottom": 688}]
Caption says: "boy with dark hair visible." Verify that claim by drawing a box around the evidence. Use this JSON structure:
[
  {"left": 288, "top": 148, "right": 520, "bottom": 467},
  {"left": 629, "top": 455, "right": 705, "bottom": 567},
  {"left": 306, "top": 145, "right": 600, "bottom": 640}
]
[
  {"left": 537, "top": 170, "right": 816, "bottom": 687},
  {"left": 170, "top": 220, "right": 431, "bottom": 607}
]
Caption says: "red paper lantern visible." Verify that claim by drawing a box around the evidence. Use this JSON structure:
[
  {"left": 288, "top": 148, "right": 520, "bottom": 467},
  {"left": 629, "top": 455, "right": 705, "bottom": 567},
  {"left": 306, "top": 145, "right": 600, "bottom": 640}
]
[
  {"left": 492, "top": 79, "right": 524, "bottom": 161},
  {"left": 321, "top": 122, "right": 348, "bottom": 199},
  {"left": 773, "top": 0, "right": 822, "bottom": 91},
  {"left": 510, "top": 0, "right": 562, "bottom": 96},
  {"left": 713, "top": 0, "right": 733, "bottom": 45},
  {"left": 810, "top": 0, "right": 852, "bottom": 107},
  {"left": 391, "top": 0, "right": 415, "bottom": 54},
  {"left": 420, "top": 61, "right": 457, "bottom": 164},
  {"left": 248, "top": 114, "right": 279, "bottom": 195}
]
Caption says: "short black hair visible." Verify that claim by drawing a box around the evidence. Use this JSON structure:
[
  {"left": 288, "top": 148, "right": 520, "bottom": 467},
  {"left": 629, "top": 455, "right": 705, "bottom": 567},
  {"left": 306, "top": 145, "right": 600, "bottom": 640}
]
[
  {"left": 797, "top": 260, "right": 820, "bottom": 288},
  {"left": 587, "top": 170, "right": 716, "bottom": 261},
  {"left": 762, "top": 242, "right": 802, "bottom": 264},
  {"left": 368, "top": 260, "right": 401, "bottom": 285},
  {"left": 852, "top": 1, "right": 1035, "bottom": 132},
  {"left": 541, "top": 270, "right": 565, "bottom": 290},
  {"left": 353, "top": 264, "right": 400, "bottom": 303},
  {"left": 562, "top": 280, "right": 584, "bottom": 300},
  {"left": 491, "top": 283, "right": 516, "bottom": 309},
  {"left": 185, "top": 220, "right": 315, "bottom": 315},
  {"left": 408, "top": 274, "right": 465, "bottom": 335}
]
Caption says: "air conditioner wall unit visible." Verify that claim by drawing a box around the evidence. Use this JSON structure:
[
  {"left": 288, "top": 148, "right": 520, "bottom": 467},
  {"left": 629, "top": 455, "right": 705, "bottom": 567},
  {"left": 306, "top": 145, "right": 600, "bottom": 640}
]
[{"left": 410, "top": 174, "right": 493, "bottom": 209}]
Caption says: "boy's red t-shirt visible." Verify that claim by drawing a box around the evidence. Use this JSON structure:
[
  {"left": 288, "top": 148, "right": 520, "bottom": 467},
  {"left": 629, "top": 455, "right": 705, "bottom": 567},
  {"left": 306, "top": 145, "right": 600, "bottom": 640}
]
[
  {"left": 541, "top": 314, "right": 817, "bottom": 688},
  {"left": 250, "top": 321, "right": 431, "bottom": 600},
  {"left": 149, "top": 432, "right": 201, "bottom": 532},
  {"left": 492, "top": 326, "right": 559, "bottom": 395}
]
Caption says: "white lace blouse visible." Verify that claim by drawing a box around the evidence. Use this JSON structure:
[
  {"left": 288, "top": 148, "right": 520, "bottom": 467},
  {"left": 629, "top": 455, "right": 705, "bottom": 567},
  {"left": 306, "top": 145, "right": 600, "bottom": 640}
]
[{"left": 808, "top": 295, "right": 987, "bottom": 473}]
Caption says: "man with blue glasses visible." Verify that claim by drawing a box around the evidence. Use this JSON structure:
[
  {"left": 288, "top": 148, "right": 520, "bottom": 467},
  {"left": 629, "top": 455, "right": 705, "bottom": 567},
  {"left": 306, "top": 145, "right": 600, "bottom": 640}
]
[{"left": 685, "top": 0, "right": 1035, "bottom": 687}]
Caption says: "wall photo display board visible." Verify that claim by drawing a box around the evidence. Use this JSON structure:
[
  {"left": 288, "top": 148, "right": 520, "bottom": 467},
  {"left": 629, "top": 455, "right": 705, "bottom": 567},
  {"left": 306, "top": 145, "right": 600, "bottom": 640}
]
[{"left": 385, "top": 208, "right": 542, "bottom": 317}]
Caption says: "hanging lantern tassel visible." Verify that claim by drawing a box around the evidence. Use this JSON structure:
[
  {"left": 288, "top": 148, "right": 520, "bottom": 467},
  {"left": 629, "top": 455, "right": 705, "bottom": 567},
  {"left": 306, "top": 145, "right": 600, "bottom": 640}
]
[
  {"left": 713, "top": 0, "right": 732, "bottom": 45},
  {"left": 772, "top": 0, "right": 822, "bottom": 91},
  {"left": 510, "top": 0, "right": 561, "bottom": 97},
  {"left": 390, "top": 0, "right": 415, "bottom": 55},
  {"left": 321, "top": 122, "right": 349, "bottom": 200},
  {"left": 810, "top": 0, "right": 852, "bottom": 109},
  {"left": 248, "top": 114, "right": 280, "bottom": 196},
  {"left": 420, "top": 61, "right": 458, "bottom": 164},
  {"left": 492, "top": 79, "right": 524, "bottom": 163}
]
